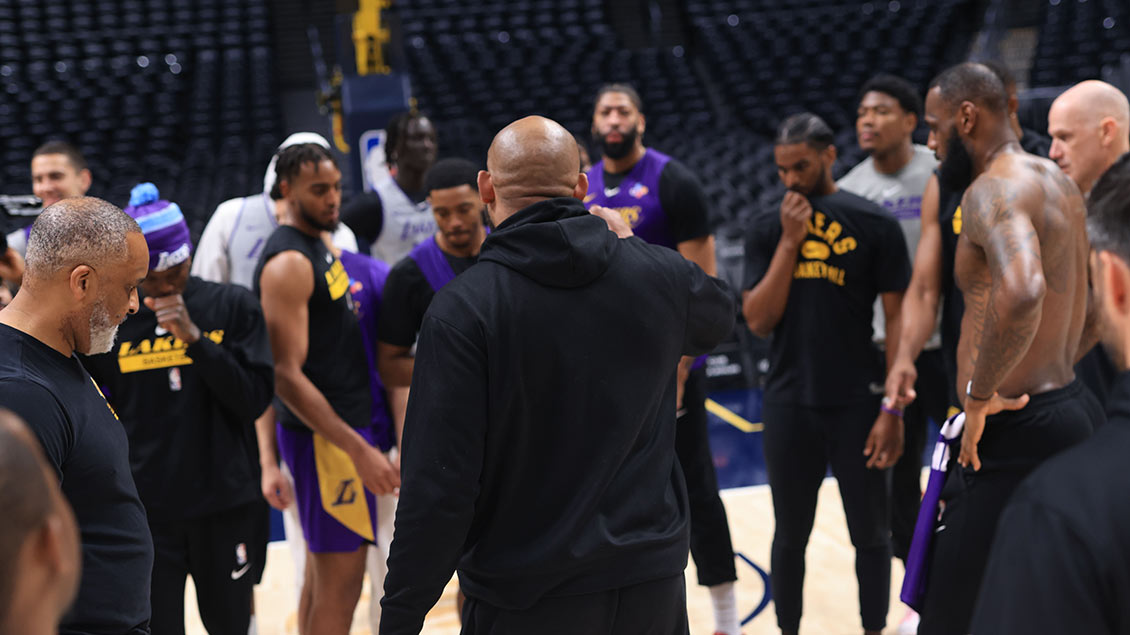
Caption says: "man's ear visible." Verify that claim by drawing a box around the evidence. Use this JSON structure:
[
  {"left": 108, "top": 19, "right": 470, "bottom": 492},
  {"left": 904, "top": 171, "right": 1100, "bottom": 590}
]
[
  {"left": 959, "top": 101, "right": 978, "bottom": 135},
  {"left": 478, "top": 170, "right": 495, "bottom": 204},
  {"left": 823, "top": 144, "right": 838, "bottom": 166},
  {"left": 78, "top": 169, "right": 92, "bottom": 195},
  {"left": 637, "top": 112, "right": 647, "bottom": 137},
  {"left": 277, "top": 178, "right": 291, "bottom": 200},
  {"left": 903, "top": 112, "right": 918, "bottom": 136},
  {"left": 69, "top": 265, "right": 94, "bottom": 301},
  {"left": 573, "top": 172, "right": 589, "bottom": 200},
  {"left": 1099, "top": 116, "right": 1119, "bottom": 148},
  {"left": 1103, "top": 251, "right": 1130, "bottom": 320}
]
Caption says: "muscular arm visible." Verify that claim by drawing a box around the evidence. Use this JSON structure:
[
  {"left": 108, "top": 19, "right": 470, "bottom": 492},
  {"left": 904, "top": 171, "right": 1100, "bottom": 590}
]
[
  {"left": 963, "top": 180, "right": 1046, "bottom": 398},
  {"left": 742, "top": 236, "right": 801, "bottom": 338},
  {"left": 677, "top": 235, "right": 717, "bottom": 276},
  {"left": 376, "top": 341, "right": 414, "bottom": 388},
  {"left": 895, "top": 175, "right": 944, "bottom": 364},
  {"left": 259, "top": 252, "right": 369, "bottom": 456}
]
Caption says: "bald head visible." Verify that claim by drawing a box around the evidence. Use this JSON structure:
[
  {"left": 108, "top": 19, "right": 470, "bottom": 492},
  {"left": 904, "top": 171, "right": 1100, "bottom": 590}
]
[
  {"left": 25, "top": 197, "right": 141, "bottom": 283},
  {"left": 1049, "top": 80, "right": 1130, "bottom": 194},
  {"left": 480, "top": 116, "right": 587, "bottom": 226}
]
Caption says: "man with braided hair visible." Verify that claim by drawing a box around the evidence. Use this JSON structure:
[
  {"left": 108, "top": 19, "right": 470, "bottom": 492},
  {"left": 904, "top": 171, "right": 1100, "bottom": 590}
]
[{"left": 343, "top": 112, "right": 439, "bottom": 264}]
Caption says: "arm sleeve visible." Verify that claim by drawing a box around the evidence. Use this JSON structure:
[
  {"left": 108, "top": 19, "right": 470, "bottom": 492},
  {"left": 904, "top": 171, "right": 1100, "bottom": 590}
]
[
  {"left": 972, "top": 498, "right": 1109, "bottom": 635},
  {"left": 380, "top": 314, "right": 487, "bottom": 634},
  {"left": 658, "top": 160, "right": 712, "bottom": 243},
  {"left": 191, "top": 199, "right": 240, "bottom": 283},
  {"left": 743, "top": 211, "right": 780, "bottom": 291},
  {"left": 184, "top": 288, "right": 275, "bottom": 423},
  {"left": 683, "top": 258, "right": 735, "bottom": 356},
  {"left": 0, "top": 379, "right": 72, "bottom": 481},
  {"left": 875, "top": 217, "right": 912, "bottom": 293},
  {"left": 377, "top": 261, "right": 428, "bottom": 348}
]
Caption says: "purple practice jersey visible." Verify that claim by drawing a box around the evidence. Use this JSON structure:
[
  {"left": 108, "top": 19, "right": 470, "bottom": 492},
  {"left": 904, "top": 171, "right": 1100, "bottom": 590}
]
[
  {"left": 408, "top": 235, "right": 457, "bottom": 292},
  {"left": 585, "top": 148, "right": 676, "bottom": 248},
  {"left": 339, "top": 249, "right": 395, "bottom": 451}
]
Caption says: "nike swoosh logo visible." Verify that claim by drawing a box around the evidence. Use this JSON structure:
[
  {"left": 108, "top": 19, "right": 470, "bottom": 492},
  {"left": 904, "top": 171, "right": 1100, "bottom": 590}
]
[
  {"left": 154, "top": 325, "right": 168, "bottom": 336},
  {"left": 231, "top": 563, "right": 251, "bottom": 580},
  {"left": 935, "top": 524, "right": 946, "bottom": 533}
]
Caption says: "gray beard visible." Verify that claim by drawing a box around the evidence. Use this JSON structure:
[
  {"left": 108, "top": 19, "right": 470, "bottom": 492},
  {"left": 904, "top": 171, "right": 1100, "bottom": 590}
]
[{"left": 87, "top": 300, "right": 119, "bottom": 355}]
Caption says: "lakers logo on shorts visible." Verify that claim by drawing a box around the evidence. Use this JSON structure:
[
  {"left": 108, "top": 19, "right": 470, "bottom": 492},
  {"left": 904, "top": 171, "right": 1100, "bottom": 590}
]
[{"left": 313, "top": 434, "right": 374, "bottom": 541}]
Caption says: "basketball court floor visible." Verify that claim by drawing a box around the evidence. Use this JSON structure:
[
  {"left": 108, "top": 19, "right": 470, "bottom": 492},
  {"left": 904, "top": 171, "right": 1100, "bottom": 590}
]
[{"left": 185, "top": 387, "right": 923, "bottom": 634}]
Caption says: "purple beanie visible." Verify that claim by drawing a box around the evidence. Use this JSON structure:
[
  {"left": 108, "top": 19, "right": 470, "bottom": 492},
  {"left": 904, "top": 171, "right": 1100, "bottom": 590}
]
[{"left": 123, "top": 183, "right": 193, "bottom": 272}]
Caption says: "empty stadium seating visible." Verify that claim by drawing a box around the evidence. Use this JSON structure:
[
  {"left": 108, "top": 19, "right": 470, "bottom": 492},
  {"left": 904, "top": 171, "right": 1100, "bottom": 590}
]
[{"left": 0, "top": 0, "right": 281, "bottom": 238}]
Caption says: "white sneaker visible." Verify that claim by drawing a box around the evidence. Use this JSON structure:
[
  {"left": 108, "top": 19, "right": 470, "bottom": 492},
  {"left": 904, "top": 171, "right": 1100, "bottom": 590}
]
[{"left": 897, "top": 608, "right": 920, "bottom": 635}]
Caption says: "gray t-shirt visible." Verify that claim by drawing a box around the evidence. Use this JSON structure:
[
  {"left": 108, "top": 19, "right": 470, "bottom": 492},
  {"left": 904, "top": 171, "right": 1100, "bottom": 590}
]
[{"left": 838, "top": 144, "right": 939, "bottom": 347}]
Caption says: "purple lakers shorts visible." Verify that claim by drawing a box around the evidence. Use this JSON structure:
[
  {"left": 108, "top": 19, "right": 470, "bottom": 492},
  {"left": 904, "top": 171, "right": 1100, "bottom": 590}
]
[{"left": 277, "top": 422, "right": 380, "bottom": 553}]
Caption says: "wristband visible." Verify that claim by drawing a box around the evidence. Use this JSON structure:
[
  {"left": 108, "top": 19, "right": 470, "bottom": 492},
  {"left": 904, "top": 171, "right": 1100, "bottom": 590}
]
[
  {"left": 966, "top": 380, "right": 993, "bottom": 402},
  {"left": 880, "top": 397, "right": 903, "bottom": 418}
]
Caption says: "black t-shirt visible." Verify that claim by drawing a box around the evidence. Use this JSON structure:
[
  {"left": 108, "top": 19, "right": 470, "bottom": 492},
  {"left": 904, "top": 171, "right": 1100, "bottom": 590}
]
[
  {"left": 744, "top": 189, "right": 911, "bottom": 406},
  {"left": 377, "top": 250, "right": 477, "bottom": 347},
  {"left": 0, "top": 323, "right": 153, "bottom": 635},
  {"left": 971, "top": 371, "right": 1130, "bottom": 634},
  {"left": 937, "top": 177, "right": 965, "bottom": 407},
  {"left": 254, "top": 226, "right": 370, "bottom": 430},
  {"left": 82, "top": 277, "right": 275, "bottom": 521},
  {"left": 603, "top": 157, "right": 712, "bottom": 244}
]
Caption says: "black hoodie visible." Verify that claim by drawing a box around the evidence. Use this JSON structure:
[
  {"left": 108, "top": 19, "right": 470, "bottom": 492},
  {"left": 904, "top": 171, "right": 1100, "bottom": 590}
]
[{"left": 379, "top": 197, "right": 734, "bottom": 633}]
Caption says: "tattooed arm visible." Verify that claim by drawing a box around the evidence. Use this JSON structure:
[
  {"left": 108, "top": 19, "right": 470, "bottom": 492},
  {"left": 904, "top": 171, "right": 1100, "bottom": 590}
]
[
  {"left": 963, "top": 178, "right": 1046, "bottom": 398},
  {"left": 958, "top": 177, "right": 1040, "bottom": 470}
]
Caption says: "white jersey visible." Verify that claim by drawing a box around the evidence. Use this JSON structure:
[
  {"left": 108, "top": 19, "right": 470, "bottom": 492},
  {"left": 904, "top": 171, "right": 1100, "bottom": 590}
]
[
  {"left": 370, "top": 177, "right": 435, "bottom": 265},
  {"left": 5, "top": 226, "right": 28, "bottom": 257},
  {"left": 192, "top": 191, "right": 358, "bottom": 290}
]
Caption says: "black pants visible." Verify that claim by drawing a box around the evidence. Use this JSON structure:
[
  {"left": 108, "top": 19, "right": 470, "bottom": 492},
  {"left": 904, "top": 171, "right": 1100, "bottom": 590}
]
[
  {"left": 918, "top": 380, "right": 1102, "bottom": 635},
  {"left": 149, "top": 502, "right": 262, "bottom": 635},
  {"left": 460, "top": 574, "right": 688, "bottom": 635},
  {"left": 892, "top": 350, "right": 950, "bottom": 563},
  {"left": 762, "top": 399, "right": 891, "bottom": 633},
  {"left": 677, "top": 368, "right": 738, "bottom": 587}
]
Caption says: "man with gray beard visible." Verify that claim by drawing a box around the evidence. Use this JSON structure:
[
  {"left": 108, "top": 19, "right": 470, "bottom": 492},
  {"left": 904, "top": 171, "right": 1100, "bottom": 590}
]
[{"left": 0, "top": 197, "right": 154, "bottom": 634}]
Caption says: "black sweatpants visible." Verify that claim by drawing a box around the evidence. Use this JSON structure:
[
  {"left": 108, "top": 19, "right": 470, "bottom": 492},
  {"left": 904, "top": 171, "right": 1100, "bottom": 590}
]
[
  {"left": 892, "top": 349, "right": 950, "bottom": 562},
  {"left": 149, "top": 502, "right": 262, "bottom": 635},
  {"left": 677, "top": 368, "right": 738, "bottom": 587},
  {"left": 762, "top": 399, "right": 891, "bottom": 633},
  {"left": 460, "top": 574, "right": 688, "bottom": 635},
  {"left": 918, "top": 380, "right": 1102, "bottom": 635}
]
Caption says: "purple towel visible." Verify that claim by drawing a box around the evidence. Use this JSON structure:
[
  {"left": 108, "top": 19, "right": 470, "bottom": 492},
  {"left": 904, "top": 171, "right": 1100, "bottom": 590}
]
[{"left": 901, "top": 411, "right": 965, "bottom": 611}]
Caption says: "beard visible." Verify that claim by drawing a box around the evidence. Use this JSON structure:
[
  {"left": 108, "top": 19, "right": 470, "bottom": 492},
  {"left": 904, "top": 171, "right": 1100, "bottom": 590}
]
[
  {"left": 297, "top": 199, "right": 339, "bottom": 233},
  {"left": 594, "top": 126, "right": 639, "bottom": 160},
  {"left": 937, "top": 127, "right": 975, "bottom": 192},
  {"left": 87, "top": 299, "right": 119, "bottom": 355}
]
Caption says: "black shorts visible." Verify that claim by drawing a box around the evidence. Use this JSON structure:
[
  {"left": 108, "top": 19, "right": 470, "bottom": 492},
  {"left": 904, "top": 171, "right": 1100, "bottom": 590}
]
[{"left": 918, "top": 380, "right": 1102, "bottom": 635}]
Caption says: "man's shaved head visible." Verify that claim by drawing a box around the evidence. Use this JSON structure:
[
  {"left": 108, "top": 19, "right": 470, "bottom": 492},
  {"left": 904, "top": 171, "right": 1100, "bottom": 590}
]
[
  {"left": 479, "top": 116, "right": 587, "bottom": 226},
  {"left": 1048, "top": 80, "right": 1130, "bottom": 194},
  {"left": 25, "top": 197, "right": 141, "bottom": 283}
]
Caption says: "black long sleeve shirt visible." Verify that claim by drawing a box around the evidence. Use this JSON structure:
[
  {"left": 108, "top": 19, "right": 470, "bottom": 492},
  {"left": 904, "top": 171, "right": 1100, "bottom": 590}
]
[{"left": 84, "top": 276, "right": 274, "bottom": 521}]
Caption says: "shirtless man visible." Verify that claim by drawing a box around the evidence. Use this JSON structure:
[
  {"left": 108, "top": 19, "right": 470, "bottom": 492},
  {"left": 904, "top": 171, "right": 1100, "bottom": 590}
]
[{"left": 912, "top": 62, "right": 1104, "bottom": 635}]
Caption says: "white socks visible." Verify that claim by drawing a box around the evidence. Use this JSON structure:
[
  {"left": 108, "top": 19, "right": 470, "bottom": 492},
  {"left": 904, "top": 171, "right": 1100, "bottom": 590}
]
[{"left": 709, "top": 581, "right": 740, "bottom": 635}]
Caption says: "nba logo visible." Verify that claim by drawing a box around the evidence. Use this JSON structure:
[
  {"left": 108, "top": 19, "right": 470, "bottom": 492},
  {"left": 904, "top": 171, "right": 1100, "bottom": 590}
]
[
  {"left": 629, "top": 182, "right": 649, "bottom": 198},
  {"left": 168, "top": 368, "right": 182, "bottom": 392},
  {"left": 235, "top": 542, "right": 247, "bottom": 567}
]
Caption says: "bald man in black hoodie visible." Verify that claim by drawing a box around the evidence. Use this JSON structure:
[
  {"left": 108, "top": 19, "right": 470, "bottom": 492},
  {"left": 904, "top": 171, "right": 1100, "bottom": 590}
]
[{"left": 379, "top": 116, "right": 735, "bottom": 634}]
